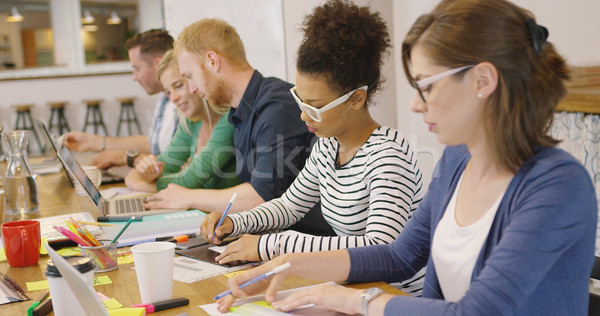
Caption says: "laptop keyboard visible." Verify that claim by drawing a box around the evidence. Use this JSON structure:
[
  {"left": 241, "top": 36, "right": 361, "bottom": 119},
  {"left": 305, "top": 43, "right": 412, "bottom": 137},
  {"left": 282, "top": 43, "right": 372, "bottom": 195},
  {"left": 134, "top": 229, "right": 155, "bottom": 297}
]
[{"left": 115, "top": 196, "right": 148, "bottom": 214}]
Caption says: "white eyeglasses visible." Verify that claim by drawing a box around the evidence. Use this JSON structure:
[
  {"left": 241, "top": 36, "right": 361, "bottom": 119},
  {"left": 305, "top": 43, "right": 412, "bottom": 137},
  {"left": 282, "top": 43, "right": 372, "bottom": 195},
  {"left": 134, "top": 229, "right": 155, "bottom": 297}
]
[
  {"left": 412, "top": 65, "right": 474, "bottom": 103},
  {"left": 290, "top": 85, "right": 368, "bottom": 122}
]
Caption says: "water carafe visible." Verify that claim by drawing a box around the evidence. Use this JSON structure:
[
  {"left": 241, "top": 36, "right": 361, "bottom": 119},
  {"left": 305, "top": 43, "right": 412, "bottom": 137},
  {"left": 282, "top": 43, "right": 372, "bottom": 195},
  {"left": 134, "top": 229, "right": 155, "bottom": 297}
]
[{"left": 2, "top": 130, "right": 39, "bottom": 222}]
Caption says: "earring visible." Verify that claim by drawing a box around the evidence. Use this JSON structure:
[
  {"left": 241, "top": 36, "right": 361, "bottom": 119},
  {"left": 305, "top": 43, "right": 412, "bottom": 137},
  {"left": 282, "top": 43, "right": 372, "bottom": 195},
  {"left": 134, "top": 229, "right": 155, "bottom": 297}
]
[{"left": 477, "top": 93, "right": 483, "bottom": 99}]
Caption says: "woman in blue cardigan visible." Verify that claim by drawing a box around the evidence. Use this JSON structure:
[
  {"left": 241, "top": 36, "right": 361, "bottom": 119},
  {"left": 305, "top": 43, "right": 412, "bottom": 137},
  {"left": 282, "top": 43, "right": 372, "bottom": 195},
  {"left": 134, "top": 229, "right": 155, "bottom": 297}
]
[{"left": 215, "top": 0, "right": 597, "bottom": 315}]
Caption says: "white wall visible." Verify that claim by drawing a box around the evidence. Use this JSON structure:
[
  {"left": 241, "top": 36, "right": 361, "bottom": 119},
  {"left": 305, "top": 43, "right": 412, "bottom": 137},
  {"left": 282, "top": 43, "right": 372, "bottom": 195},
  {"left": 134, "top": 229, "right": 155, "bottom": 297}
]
[{"left": 282, "top": 0, "right": 398, "bottom": 131}]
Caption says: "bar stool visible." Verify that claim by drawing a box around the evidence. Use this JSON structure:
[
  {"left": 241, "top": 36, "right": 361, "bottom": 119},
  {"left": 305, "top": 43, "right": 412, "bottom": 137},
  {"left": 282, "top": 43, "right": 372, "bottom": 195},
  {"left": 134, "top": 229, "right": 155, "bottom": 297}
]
[
  {"left": 82, "top": 99, "right": 109, "bottom": 136},
  {"left": 47, "top": 101, "right": 71, "bottom": 135},
  {"left": 116, "top": 97, "right": 142, "bottom": 136},
  {"left": 12, "top": 104, "right": 44, "bottom": 152}
]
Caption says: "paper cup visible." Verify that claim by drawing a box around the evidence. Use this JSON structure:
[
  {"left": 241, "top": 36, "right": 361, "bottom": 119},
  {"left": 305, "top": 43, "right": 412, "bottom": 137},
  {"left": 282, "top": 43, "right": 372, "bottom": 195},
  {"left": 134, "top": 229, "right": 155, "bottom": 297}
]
[
  {"left": 45, "top": 256, "right": 95, "bottom": 316},
  {"left": 73, "top": 165, "right": 101, "bottom": 195},
  {"left": 131, "top": 241, "right": 175, "bottom": 303}
]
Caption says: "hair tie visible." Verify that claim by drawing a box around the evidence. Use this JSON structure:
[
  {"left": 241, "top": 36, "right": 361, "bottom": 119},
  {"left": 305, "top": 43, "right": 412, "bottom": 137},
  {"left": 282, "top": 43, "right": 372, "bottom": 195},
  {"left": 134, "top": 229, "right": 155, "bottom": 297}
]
[{"left": 526, "top": 18, "right": 548, "bottom": 53}]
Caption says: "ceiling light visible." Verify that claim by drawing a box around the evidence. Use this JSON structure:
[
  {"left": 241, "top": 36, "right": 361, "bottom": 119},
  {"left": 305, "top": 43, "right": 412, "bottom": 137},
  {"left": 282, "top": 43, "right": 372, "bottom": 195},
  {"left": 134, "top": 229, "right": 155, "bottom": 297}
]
[
  {"left": 7, "top": 7, "right": 24, "bottom": 23},
  {"left": 106, "top": 11, "right": 122, "bottom": 25},
  {"left": 81, "top": 9, "right": 95, "bottom": 24}
]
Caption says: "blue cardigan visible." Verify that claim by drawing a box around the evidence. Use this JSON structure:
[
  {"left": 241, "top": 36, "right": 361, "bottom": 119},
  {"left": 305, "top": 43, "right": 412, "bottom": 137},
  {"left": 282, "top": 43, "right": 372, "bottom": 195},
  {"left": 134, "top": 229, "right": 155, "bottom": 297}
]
[{"left": 347, "top": 145, "right": 597, "bottom": 315}]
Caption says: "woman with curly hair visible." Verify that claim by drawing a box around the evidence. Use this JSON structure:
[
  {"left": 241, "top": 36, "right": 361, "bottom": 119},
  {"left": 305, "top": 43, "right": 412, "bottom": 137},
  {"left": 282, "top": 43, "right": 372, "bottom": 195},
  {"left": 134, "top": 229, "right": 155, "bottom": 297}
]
[
  {"left": 201, "top": 0, "right": 425, "bottom": 295},
  {"left": 216, "top": 0, "right": 596, "bottom": 315}
]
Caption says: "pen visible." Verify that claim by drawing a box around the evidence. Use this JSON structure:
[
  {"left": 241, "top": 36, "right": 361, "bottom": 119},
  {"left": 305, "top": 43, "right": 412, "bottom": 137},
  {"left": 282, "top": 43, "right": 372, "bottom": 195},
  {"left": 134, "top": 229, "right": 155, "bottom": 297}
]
[
  {"left": 212, "top": 192, "right": 237, "bottom": 241},
  {"left": 97, "top": 215, "right": 143, "bottom": 222},
  {"left": 156, "top": 233, "right": 198, "bottom": 243},
  {"left": 27, "top": 292, "right": 49, "bottom": 316},
  {"left": 132, "top": 297, "right": 189, "bottom": 313},
  {"left": 111, "top": 216, "right": 136, "bottom": 244},
  {"left": 214, "top": 262, "right": 291, "bottom": 300}
]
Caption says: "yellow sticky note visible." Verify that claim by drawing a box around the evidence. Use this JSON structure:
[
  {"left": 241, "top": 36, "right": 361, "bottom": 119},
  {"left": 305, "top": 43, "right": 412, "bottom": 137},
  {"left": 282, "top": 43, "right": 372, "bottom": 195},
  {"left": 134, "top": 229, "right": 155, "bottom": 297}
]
[
  {"left": 27, "top": 280, "right": 49, "bottom": 291},
  {"left": 39, "top": 238, "right": 48, "bottom": 255},
  {"left": 117, "top": 252, "right": 134, "bottom": 265},
  {"left": 229, "top": 300, "right": 273, "bottom": 312},
  {"left": 224, "top": 271, "right": 246, "bottom": 278},
  {"left": 56, "top": 247, "right": 81, "bottom": 256},
  {"left": 93, "top": 275, "right": 113, "bottom": 286},
  {"left": 107, "top": 307, "right": 146, "bottom": 316},
  {"left": 102, "top": 298, "right": 124, "bottom": 310},
  {"left": 27, "top": 275, "right": 112, "bottom": 291},
  {"left": 0, "top": 248, "right": 6, "bottom": 262}
]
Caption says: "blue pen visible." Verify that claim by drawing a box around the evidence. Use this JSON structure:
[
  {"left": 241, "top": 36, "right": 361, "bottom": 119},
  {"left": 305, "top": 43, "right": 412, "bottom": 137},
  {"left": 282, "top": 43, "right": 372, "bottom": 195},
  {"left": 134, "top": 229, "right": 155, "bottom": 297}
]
[
  {"left": 211, "top": 192, "right": 237, "bottom": 241},
  {"left": 214, "top": 262, "right": 291, "bottom": 300}
]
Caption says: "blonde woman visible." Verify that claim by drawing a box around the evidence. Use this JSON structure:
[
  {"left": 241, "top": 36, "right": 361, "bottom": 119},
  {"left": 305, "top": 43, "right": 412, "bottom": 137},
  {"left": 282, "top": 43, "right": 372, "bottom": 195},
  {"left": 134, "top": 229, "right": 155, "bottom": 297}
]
[{"left": 125, "top": 50, "right": 240, "bottom": 192}]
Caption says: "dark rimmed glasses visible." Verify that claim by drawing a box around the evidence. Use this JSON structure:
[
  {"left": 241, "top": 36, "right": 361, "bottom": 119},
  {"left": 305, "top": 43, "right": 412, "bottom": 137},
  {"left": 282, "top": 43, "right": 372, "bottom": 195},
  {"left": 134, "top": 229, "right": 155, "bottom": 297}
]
[{"left": 412, "top": 65, "right": 474, "bottom": 103}]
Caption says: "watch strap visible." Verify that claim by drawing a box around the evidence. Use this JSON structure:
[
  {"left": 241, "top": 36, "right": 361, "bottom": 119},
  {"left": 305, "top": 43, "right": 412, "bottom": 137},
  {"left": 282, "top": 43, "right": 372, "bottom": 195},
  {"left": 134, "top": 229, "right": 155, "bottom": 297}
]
[{"left": 361, "top": 287, "right": 384, "bottom": 316}]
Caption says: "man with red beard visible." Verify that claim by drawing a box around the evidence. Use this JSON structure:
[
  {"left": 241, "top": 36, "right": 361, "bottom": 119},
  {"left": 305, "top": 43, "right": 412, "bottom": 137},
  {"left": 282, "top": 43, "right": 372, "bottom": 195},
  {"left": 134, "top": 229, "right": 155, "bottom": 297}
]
[{"left": 144, "top": 18, "right": 333, "bottom": 236}]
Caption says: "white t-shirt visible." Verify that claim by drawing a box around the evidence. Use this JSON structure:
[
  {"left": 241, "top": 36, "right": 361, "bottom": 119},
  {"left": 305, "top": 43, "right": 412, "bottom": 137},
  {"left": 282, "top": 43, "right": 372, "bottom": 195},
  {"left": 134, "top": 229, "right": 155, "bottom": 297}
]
[{"left": 431, "top": 173, "right": 504, "bottom": 302}]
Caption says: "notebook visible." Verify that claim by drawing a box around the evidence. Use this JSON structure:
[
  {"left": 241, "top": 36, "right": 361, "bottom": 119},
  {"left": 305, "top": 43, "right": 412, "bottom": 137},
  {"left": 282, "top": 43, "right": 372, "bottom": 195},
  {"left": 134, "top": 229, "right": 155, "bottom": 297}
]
[
  {"left": 33, "top": 119, "right": 124, "bottom": 185},
  {"left": 55, "top": 144, "right": 185, "bottom": 217}
]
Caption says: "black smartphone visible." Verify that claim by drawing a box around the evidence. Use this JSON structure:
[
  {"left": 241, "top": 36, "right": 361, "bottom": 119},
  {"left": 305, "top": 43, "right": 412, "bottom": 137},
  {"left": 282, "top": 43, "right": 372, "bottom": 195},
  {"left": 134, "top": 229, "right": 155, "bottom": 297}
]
[{"left": 175, "top": 237, "right": 209, "bottom": 250}]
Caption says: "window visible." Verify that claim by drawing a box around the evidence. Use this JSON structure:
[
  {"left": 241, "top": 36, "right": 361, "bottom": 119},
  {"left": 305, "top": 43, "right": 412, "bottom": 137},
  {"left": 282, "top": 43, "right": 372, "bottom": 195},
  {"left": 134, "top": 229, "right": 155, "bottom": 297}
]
[{"left": 0, "top": 0, "right": 162, "bottom": 80}]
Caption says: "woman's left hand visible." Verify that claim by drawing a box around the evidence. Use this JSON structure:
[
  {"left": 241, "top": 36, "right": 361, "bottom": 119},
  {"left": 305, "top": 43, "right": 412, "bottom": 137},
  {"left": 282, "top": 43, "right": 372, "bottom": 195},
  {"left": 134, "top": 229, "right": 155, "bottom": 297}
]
[
  {"left": 271, "top": 284, "right": 362, "bottom": 315},
  {"left": 215, "top": 234, "right": 260, "bottom": 264}
]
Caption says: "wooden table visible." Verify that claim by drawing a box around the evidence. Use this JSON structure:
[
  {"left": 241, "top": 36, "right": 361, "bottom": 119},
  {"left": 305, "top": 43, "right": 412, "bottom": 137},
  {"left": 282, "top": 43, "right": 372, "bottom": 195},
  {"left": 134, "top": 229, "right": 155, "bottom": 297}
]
[{"left": 1, "top": 164, "right": 407, "bottom": 315}]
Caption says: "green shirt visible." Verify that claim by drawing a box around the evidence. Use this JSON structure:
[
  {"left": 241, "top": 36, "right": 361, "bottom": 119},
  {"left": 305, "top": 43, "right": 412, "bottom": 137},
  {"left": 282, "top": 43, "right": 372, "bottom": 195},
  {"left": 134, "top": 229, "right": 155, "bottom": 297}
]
[{"left": 156, "top": 114, "right": 240, "bottom": 190}]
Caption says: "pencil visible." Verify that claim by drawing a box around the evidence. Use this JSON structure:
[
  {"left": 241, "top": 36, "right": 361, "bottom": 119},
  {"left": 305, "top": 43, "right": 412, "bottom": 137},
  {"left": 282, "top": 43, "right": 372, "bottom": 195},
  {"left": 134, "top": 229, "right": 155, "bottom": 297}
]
[{"left": 111, "top": 216, "right": 136, "bottom": 244}]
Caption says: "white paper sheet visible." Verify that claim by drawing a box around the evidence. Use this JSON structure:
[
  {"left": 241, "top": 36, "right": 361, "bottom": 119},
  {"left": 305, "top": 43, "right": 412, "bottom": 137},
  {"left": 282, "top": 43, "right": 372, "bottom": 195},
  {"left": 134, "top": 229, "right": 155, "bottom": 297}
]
[{"left": 200, "top": 282, "right": 343, "bottom": 315}]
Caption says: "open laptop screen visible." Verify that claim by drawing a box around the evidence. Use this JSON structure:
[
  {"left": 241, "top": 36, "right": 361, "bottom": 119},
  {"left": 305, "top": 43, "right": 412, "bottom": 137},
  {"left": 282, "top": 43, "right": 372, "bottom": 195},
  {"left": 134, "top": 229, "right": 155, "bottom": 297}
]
[{"left": 56, "top": 145, "right": 103, "bottom": 207}]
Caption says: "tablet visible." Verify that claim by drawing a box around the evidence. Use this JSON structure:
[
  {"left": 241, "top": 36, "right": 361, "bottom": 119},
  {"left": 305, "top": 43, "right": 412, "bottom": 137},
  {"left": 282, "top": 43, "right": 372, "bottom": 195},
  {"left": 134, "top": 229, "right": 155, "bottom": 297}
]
[{"left": 176, "top": 243, "right": 256, "bottom": 268}]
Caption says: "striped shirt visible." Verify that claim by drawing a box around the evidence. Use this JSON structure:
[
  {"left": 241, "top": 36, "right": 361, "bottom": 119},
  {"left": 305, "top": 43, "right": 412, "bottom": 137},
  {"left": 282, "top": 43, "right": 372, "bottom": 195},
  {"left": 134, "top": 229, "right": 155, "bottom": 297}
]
[
  {"left": 149, "top": 95, "right": 179, "bottom": 155},
  {"left": 229, "top": 126, "right": 426, "bottom": 294}
]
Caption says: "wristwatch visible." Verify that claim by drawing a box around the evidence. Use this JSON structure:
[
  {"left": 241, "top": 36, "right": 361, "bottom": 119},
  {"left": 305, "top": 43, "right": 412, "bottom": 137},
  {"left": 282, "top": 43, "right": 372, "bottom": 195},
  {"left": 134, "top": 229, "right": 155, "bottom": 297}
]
[
  {"left": 126, "top": 149, "right": 139, "bottom": 168},
  {"left": 361, "top": 287, "right": 384, "bottom": 316}
]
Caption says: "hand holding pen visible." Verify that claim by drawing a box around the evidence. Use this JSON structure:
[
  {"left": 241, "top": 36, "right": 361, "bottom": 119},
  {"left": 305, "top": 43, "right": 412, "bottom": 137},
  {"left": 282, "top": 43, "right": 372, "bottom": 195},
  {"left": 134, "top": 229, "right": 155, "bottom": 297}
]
[{"left": 203, "top": 193, "right": 237, "bottom": 243}]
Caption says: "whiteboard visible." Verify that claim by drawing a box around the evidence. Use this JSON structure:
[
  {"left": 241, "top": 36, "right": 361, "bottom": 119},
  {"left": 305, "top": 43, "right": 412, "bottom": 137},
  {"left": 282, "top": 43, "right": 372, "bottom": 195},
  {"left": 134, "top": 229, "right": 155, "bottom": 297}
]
[{"left": 163, "top": 0, "right": 287, "bottom": 79}]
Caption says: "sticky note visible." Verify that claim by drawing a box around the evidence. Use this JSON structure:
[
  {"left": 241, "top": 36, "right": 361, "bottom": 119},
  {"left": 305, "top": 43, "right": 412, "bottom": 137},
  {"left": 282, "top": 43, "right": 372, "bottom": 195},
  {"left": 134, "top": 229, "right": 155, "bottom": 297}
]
[
  {"left": 56, "top": 247, "right": 81, "bottom": 256},
  {"left": 39, "top": 238, "right": 49, "bottom": 255},
  {"left": 229, "top": 300, "right": 273, "bottom": 312},
  {"left": 224, "top": 271, "right": 246, "bottom": 278},
  {"left": 26, "top": 280, "right": 49, "bottom": 291},
  {"left": 0, "top": 248, "right": 6, "bottom": 262},
  {"left": 107, "top": 308, "right": 146, "bottom": 316},
  {"left": 117, "top": 251, "right": 134, "bottom": 264},
  {"left": 93, "top": 275, "right": 113, "bottom": 286},
  {"left": 102, "top": 297, "right": 124, "bottom": 310}
]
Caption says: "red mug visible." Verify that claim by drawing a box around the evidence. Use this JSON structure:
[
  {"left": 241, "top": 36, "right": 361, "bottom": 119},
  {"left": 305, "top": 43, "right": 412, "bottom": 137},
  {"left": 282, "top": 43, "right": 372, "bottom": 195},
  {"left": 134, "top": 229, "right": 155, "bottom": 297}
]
[{"left": 2, "top": 220, "right": 41, "bottom": 267}]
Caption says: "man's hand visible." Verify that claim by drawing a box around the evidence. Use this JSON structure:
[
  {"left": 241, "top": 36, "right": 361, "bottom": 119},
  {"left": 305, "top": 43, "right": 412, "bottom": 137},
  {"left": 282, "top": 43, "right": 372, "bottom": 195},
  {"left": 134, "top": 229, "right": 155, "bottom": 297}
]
[
  {"left": 91, "top": 150, "right": 127, "bottom": 169},
  {"left": 144, "top": 183, "right": 192, "bottom": 209},
  {"left": 63, "top": 132, "right": 102, "bottom": 152}
]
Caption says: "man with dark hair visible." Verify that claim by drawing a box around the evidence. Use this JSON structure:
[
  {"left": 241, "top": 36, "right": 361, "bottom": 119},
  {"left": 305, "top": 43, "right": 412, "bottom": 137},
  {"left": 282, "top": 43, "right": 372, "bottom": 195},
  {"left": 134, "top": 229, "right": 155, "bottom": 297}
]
[{"left": 64, "top": 29, "right": 179, "bottom": 169}]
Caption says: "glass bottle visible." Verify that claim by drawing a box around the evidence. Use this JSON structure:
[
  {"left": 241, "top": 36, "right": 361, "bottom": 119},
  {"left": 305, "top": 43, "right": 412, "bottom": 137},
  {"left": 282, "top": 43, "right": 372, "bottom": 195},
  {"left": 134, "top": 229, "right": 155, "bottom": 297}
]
[{"left": 2, "top": 130, "right": 39, "bottom": 222}]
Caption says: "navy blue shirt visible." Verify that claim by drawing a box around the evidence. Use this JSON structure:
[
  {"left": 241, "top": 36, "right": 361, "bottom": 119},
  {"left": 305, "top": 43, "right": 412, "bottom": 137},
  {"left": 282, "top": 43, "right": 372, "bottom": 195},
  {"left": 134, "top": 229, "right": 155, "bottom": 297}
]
[{"left": 229, "top": 70, "right": 315, "bottom": 201}]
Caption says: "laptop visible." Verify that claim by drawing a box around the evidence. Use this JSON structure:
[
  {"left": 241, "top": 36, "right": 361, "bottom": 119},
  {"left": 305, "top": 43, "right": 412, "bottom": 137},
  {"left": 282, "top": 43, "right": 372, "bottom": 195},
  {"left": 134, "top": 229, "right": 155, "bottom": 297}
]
[
  {"left": 32, "top": 119, "right": 124, "bottom": 185},
  {"left": 43, "top": 243, "right": 109, "bottom": 316},
  {"left": 56, "top": 144, "right": 185, "bottom": 217}
]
